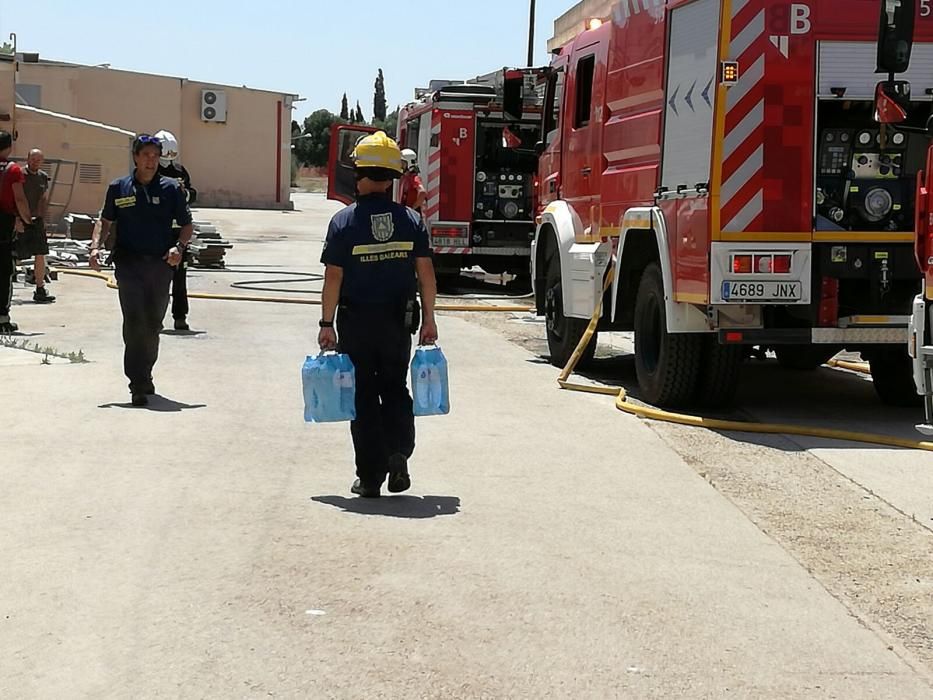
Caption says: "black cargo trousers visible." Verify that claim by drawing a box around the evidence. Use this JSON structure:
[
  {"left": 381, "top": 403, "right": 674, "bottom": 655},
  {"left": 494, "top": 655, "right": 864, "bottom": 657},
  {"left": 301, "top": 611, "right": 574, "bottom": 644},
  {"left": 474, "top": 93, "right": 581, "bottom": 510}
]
[
  {"left": 337, "top": 302, "right": 416, "bottom": 486},
  {"left": 113, "top": 252, "right": 174, "bottom": 392},
  {"left": 0, "top": 214, "right": 14, "bottom": 322},
  {"left": 170, "top": 228, "right": 189, "bottom": 321}
]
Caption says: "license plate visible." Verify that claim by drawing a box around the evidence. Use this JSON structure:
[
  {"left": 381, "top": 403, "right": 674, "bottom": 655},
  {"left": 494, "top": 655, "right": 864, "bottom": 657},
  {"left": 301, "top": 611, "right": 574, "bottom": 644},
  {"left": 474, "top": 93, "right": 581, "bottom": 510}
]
[
  {"left": 721, "top": 280, "right": 801, "bottom": 302},
  {"left": 432, "top": 237, "right": 470, "bottom": 248}
]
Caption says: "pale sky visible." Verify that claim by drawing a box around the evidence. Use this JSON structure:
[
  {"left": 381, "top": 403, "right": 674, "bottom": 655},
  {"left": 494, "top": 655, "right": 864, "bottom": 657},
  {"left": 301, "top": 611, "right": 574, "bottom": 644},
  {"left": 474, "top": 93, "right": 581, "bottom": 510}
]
[{"left": 0, "top": 0, "right": 573, "bottom": 123}]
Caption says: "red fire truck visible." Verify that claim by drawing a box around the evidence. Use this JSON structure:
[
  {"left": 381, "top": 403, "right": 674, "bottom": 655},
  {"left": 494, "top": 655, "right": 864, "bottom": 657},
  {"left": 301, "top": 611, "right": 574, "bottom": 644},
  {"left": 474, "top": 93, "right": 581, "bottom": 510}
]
[
  {"left": 328, "top": 68, "right": 546, "bottom": 283},
  {"left": 533, "top": 0, "right": 933, "bottom": 409}
]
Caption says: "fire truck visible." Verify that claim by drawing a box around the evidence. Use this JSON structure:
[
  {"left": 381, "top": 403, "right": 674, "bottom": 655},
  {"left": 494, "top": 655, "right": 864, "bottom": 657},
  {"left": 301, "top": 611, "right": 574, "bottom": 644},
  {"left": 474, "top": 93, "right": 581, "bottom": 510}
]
[
  {"left": 533, "top": 0, "right": 933, "bottom": 409},
  {"left": 328, "top": 68, "right": 546, "bottom": 283}
]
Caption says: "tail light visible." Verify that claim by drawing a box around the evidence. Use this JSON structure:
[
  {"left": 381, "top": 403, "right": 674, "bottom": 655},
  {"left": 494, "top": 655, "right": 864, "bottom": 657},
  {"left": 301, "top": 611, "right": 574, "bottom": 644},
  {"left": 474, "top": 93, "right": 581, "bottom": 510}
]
[
  {"left": 732, "top": 253, "right": 792, "bottom": 275},
  {"left": 733, "top": 254, "right": 753, "bottom": 274},
  {"left": 773, "top": 254, "right": 792, "bottom": 274}
]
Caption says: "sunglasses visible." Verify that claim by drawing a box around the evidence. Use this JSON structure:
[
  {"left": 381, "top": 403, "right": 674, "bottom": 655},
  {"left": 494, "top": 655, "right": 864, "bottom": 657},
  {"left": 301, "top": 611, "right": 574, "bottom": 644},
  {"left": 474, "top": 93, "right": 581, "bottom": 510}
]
[{"left": 133, "top": 135, "right": 163, "bottom": 153}]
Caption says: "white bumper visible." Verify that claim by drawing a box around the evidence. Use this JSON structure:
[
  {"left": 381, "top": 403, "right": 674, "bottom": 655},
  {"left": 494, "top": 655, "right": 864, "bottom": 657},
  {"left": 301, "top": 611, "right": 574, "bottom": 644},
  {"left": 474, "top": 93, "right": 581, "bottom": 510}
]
[{"left": 910, "top": 287, "right": 933, "bottom": 435}]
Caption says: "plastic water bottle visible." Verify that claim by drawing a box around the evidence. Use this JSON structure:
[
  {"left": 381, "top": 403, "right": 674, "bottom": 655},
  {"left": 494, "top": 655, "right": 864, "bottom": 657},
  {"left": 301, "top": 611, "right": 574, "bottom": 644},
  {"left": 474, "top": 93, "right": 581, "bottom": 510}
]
[
  {"left": 337, "top": 353, "right": 357, "bottom": 419},
  {"left": 301, "top": 352, "right": 356, "bottom": 423},
  {"left": 413, "top": 351, "right": 432, "bottom": 414},
  {"left": 411, "top": 346, "right": 450, "bottom": 416}
]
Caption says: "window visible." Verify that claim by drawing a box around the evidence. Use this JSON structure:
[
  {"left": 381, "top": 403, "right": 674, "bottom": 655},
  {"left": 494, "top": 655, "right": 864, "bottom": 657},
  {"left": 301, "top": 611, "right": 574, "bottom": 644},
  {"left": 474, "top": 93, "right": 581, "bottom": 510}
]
[
  {"left": 574, "top": 55, "right": 596, "bottom": 129},
  {"left": 405, "top": 117, "right": 420, "bottom": 149},
  {"left": 543, "top": 69, "right": 565, "bottom": 145},
  {"left": 15, "top": 84, "right": 41, "bottom": 108}
]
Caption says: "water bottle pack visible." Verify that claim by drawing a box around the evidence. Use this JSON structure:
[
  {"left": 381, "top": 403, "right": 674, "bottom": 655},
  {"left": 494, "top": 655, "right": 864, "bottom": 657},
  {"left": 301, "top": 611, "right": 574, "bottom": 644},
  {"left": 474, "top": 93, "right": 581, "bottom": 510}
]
[
  {"left": 301, "top": 352, "right": 357, "bottom": 423},
  {"left": 411, "top": 345, "right": 450, "bottom": 417}
]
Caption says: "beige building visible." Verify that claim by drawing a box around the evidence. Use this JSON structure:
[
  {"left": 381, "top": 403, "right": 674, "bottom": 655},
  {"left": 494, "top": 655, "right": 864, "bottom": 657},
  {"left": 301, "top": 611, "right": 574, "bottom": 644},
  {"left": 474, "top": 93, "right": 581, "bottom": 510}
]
[
  {"left": 14, "top": 55, "right": 297, "bottom": 213},
  {"left": 16, "top": 105, "right": 134, "bottom": 221}
]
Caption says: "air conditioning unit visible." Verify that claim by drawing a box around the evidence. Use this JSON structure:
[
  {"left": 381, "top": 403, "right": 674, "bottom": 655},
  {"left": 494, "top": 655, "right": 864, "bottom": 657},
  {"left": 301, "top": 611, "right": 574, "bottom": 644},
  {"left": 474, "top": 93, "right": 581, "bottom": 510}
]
[{"left": 201, "top": 89, "right": 227, "bottom": 123}]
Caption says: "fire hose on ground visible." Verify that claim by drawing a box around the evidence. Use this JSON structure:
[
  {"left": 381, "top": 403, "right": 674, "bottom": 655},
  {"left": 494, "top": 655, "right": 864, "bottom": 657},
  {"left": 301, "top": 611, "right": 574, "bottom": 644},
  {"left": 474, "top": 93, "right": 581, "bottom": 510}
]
[{"left": 60, "top": 268, "right": 933, "bottom": 452}]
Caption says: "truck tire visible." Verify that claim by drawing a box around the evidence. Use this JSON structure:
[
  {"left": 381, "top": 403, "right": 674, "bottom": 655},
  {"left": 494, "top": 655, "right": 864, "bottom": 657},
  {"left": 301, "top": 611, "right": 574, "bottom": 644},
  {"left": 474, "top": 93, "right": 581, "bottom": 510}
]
[
  {"left": 695, "top": 338, "right": 743, "bottom": 409},
  {"left": 544, "top": 248, "right": 596, "bottom": 370},
  {"left": 866, "top": 347, "right": 923, "bottom": 407},
  {"left": 634, "top": 263, "right": 702, "bottom": 407},
  {"left": 775, "top": 345, "right": 837, "bottom": 371}
]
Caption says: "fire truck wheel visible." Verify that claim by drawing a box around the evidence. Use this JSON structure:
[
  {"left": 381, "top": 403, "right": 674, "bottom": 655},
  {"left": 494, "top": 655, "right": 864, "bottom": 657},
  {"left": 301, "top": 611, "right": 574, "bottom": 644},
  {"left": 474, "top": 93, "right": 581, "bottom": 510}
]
[
  {"left": 695, "top": 339, "right": 743, "bottom": 408},
  {"left": 634, "top": 264, "right": 702, "bottom": 407},
  {"left": 865, "top": 347, "right": 924, "bottom": 407},
  {"left": 775, "top": 345, "right": 837, "bottom": 371},
  {"left": 544, "top": 249, "right": 596, "bottom": 369}
]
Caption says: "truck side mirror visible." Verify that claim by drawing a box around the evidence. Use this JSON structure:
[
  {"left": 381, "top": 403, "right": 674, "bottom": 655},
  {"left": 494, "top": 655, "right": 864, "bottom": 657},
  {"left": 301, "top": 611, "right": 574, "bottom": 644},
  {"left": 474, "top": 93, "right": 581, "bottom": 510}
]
[
  {"left": 502, "top": 69, "right": 525, "bottom": 121},
  {"left": 875, "top": 80, "right": 910, "bottom": 124},
  {"left": 534, "top": 141, "right": 547, "bottom": 156},
  {"left": 877, "top": 0, "right": 915, "bottom": 75}
]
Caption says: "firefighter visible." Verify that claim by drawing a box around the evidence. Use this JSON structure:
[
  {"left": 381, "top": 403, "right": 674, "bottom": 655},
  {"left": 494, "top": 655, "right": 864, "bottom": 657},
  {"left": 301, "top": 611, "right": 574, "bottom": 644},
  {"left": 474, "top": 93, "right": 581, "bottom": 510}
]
[
  {"left": 399, "top": 148, "right": 426, "bottom": 212},
  {"left": 155, "top": 130, "right": 197, "bottom": 331},
  {"left": 318, "top": 131, "right": 438, "bottom": 498},
  {"left": 90, "top": 135, "right": 193, "bottom": 407}
]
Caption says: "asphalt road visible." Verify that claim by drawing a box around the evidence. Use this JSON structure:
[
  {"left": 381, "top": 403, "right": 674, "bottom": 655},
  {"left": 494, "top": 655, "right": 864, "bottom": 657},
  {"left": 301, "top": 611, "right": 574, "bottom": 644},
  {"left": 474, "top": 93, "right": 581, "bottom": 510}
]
[{"left": 3, "top": 193, "right": 933, "bottom": 698}]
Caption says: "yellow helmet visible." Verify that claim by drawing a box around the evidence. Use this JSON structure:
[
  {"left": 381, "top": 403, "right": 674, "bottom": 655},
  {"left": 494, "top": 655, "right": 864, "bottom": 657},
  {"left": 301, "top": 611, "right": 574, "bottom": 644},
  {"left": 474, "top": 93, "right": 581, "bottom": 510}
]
[{"left": 351, "top": 131, "right": 404, "bottom": 175}]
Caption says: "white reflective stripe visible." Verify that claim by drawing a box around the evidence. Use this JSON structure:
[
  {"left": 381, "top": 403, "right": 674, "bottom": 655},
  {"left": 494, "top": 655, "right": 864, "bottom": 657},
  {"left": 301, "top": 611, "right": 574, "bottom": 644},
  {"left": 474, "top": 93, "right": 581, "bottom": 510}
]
[
  {"left": 727, "top": 54, "right": 764, "bottom": 110},
  {"left": 723, "top": 99, "right": 764, "bottom": 159},
  {"left": 730, "top": 9, "right": 764, "bottom": 60},
  {"left": 723, "top": 190, "right": 763, "bottom": 232},
  {"left": 721, "top": 144, "right": 763, "bottom": 202}
]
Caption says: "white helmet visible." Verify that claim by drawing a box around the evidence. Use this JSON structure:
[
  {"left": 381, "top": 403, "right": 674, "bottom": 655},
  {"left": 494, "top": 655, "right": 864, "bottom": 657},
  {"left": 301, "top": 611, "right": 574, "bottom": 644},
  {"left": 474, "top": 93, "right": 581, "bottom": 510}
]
[
  {"left": 401, "top": 148, "right": 417, "bottom": 167},
  {"left": 155, "top": 129, "right": 179, "bottom": 167}
]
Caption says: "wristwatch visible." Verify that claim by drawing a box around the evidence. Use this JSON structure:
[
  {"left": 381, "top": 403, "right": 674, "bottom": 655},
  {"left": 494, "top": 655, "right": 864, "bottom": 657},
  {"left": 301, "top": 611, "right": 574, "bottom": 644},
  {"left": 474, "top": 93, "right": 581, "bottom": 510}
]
[{"left": 319, "top": 319, "right": 334, "bottom": 328}]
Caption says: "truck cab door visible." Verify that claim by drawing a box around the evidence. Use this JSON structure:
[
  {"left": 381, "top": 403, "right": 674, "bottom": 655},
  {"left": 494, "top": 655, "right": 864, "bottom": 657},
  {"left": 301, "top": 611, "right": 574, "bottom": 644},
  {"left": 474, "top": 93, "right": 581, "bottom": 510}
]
[
  {"left": 327, "top": 125, "right": 378, "bottom": 205},
  {"left": 561, "top": 42, "right": 606, "bottom": 234}
]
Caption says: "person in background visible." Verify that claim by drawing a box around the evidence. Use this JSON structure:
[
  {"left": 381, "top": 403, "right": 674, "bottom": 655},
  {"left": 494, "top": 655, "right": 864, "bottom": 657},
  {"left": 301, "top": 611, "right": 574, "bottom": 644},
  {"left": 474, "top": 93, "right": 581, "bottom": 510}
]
[
  {"left": 21, "top": 148, "right": 55, "bottom": 304},
  {"left": 398, "top": 148, "right": 426, "bottom": 213},
  {"left": 89, "top": 135, "right": 193, "bottom": 406},
  {"left": 0, "top": 130, "right": 34, "bottom": 334},
  {"left": 318, "top": 131, "right": 438, "bottom": 498},
  {"left": 155, "top": 130, "right": 197, "bottom": 331}
]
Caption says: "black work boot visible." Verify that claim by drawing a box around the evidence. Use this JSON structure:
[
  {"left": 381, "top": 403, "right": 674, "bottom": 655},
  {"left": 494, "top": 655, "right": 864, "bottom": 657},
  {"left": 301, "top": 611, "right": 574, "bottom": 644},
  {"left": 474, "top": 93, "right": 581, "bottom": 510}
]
[
  {"left": 33, "top": 286, "right": 56, "bottom": 304},
  {"left": 387, "top": 453, "right": 411, "bottom": 494},
  {"left": 174, "top": 317, "right": 190, "bottom": 331},
  {"left": 351, "top": 479, "right": 381, "bottom": 498},
  {"left": 131, "top": 392, "right": 149, "bottom": 407},
  {"left": 0, "top": 316, "right": 18, "bottom": 334}
]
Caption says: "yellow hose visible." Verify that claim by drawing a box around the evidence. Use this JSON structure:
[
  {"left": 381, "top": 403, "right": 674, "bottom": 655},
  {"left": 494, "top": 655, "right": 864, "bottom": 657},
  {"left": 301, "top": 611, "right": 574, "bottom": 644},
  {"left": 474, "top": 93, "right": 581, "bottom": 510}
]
[
  {"left": 62, "top": 268, "right": 933, "bottom": 451},
  {"left": 556, "top": 271, "right": 933, "bottom": 452}
]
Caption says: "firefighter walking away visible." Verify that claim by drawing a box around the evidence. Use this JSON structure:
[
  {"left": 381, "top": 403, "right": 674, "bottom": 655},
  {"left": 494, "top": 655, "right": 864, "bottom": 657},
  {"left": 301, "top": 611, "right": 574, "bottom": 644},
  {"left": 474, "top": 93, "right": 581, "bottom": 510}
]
[{"left": 318, "top": 131, "right": 438, "bottom": 498}]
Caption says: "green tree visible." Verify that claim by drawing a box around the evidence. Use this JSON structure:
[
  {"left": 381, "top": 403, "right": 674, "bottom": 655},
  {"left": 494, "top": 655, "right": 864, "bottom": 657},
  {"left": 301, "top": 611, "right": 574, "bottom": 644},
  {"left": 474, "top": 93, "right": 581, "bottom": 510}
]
[
  {"left": 373, "top": 107, "right": 399, "bottom": 140},
  {"left": 294, "top": 109, "right": 342, "bottom": 168},
  {"left": 0, "top": 42, "right": 12, "bottom": 56},
  {"left": 373, "top": 68, "right": 387, "bottom": 123},
  {"left": 340, "top": 93, "right": 349, "bottom": 120},
  {"left": 355, "top": 101, "right": 364, "bottom": 124}
]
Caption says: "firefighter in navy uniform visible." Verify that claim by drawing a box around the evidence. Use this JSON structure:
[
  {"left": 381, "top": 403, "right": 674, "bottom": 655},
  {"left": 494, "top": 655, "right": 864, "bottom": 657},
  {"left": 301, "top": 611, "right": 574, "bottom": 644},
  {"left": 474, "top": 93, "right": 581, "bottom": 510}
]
[
  {"left": 318, "top": 131, "right": 438, "bottom": 498},
  {"left": 90, "top": 134, "right": 193, "bottom": 407},
  {"left": 155, "top": 130, "right": 197, "bottom": 331}
]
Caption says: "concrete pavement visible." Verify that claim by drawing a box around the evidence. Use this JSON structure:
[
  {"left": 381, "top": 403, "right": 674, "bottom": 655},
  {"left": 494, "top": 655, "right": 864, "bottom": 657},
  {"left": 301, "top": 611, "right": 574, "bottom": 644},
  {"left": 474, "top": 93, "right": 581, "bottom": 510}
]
[{"left": 2, "top": 194, "right": 931, "bottom": 698}]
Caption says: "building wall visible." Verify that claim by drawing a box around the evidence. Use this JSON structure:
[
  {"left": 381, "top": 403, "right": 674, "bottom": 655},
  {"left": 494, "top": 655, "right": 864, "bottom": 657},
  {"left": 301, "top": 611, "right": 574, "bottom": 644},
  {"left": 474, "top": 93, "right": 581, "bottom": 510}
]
[
  {"left": 15, "top": 106, "right": 134, "bottom": 221},
  {"left": 17, "top": 62, "right": 294, "bottom": 209}
]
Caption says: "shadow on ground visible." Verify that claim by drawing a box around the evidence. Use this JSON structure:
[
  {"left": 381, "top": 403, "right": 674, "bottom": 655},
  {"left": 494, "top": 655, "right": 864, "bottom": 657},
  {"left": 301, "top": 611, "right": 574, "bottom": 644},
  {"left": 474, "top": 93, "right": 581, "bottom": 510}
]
[
  {"left": 312, "top": 494, "right": 461, "bottom": 519},
  {"left": 98, "top": 395, "right": 207, "bottom": 412}
]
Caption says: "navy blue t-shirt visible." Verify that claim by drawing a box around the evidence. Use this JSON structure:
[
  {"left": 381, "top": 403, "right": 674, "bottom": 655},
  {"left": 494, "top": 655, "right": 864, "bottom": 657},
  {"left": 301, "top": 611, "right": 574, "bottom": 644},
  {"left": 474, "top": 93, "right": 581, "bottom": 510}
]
[
  {"left": 101, "top": 172, "right": 192, "bottom": 257},
  {"left": 321, "top": 194, "right": 432, "bottom": 305}
]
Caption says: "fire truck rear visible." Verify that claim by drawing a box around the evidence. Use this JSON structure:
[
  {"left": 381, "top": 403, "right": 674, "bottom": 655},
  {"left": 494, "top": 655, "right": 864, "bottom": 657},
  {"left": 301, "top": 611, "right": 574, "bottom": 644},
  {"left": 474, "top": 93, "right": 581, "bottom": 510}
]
[
  {"left": 534, "top": 0, "right": 932, "bottom": 409},
  {"left": 396, "top": 69, "right": 545, "bottom": 281}
]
